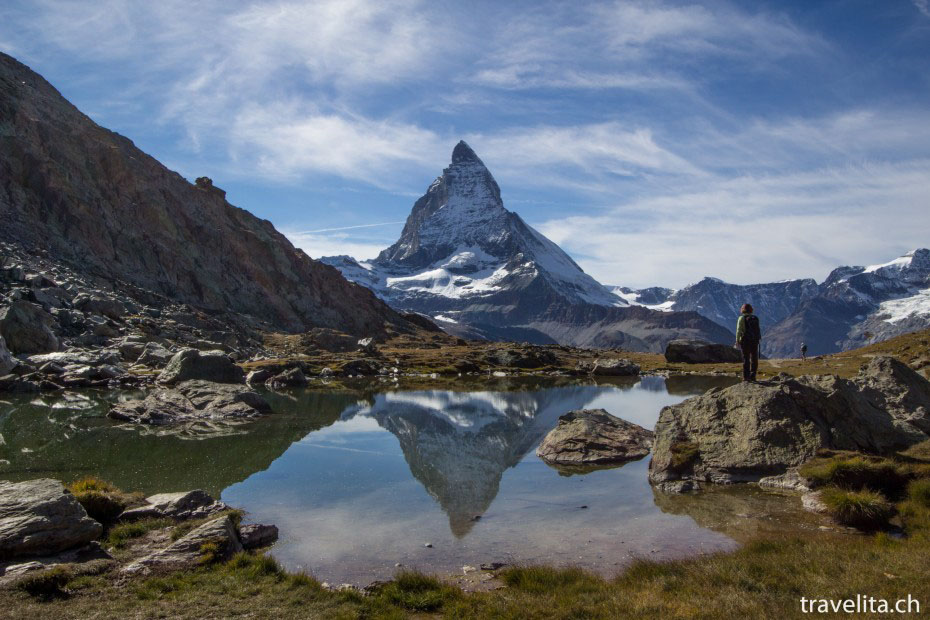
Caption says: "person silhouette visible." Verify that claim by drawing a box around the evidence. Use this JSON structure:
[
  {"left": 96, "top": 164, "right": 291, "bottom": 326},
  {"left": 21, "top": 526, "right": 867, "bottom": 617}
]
[{"left": 735, "top": 303, "right": 761, "bottom": 381}]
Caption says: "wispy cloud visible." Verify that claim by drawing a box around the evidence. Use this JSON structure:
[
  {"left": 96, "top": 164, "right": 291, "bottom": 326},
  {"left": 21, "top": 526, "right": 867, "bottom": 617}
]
[
  {"left": 914, "top": 0, "right": 930, "bottom": 18},
  {"left": 294, "top": 221, "right": 406, "bottom": 234}
]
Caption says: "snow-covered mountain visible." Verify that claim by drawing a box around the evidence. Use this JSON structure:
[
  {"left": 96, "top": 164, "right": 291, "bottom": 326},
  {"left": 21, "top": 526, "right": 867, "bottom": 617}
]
[
  {"left": 338, "top": 384, "right": 618, "bottom": 536},
  {"left": 613, "top": 249, "right": 930, "bottom": 357},
  {"left": 322, "top": 142, "right": 732, "bottom": 351}
]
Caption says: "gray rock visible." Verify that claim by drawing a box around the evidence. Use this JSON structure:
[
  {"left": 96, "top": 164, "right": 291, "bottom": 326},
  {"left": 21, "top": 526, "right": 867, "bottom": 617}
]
[
  {"left": 357, "top": 337, "right": 378, "bottom": 354},
  {"left": 245, "top": 368, "right": 273, "bottom": 387},
  {"left": 536, "top": 409, "right": 653, "bottom": 465},
  {"left": 135, "top": 342, "right": 173, "bottom": 367},
  {"left": 238, "top": 524, "right": 278, "bottom": 549},
  {"left": 341, "top": 358, "right": 382, "bottom": 376},
  {"left": 0, "top": 301, "right": 59, "bottom": 355},
  {"left": 590, "top": 358, "right": 640, "bottom": 376},
  {"left": 0, "top": 479, "right": 103, "bottom": 560},
  {"left": 119, "top": 490, "right": 229, "bottom": 522},
  {"left": 108, "top": 380, "right": 271, "bottom": 426},
  {"left": 664, "top": 339, "right": 742, "bottom": 364},
  {"left": 758, "top": 469, "right": 811, "bottom": 492},
  {"left": 801, "top": 491, "right": 828, "bottom": 514},
  {"left": 269, "top": 367, "right": 307, "bottom": 387},
  {"left": 121, "top": 515, "right": 242, "bottom": 575},
  {"left": 119, "top": 340, "right": 146, "bottom": 362},
  {"left": 157, "top": 348, "right": 244, "bottom": 384},
  {"left": 0, "top": 336, "right": 15, "bottom": 375},
  {"left": 649, "top": 356, "right": 930, "bottom": 487},
  {"left": 72, "top": 293, "right": 126, "bottom": 320},
  {"left": 28, "top": 349, "right": 121, "bottom": 368}
]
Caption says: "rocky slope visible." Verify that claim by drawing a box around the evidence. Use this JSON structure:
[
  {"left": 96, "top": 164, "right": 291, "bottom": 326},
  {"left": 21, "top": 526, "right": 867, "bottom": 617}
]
[
  {"left": 323, "top": 142, "right": 731, "bottom": 352},
  {"left": 0, "top": 52, "right": 407, "bottom": 339},
  {"left": 618, "top": 249, "right": 930, "bottom": 357}
]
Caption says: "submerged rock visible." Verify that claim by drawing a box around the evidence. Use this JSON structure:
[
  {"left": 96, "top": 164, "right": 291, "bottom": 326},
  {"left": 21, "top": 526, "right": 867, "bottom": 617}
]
[
  {"left": 238, "top": 524, "right": 279, "bottom": 549},
  {"left": 108, "top": 380, "right": 270, "bottom": 426},
  {"left": 536, "top": 409, "right": 653, "bottom": 465},
  {"left": 649, "top": 356, "right": 930, "bottom": 489},
  {"left": 0, "top": 479, "right": 102, "bottom": 560},
  {"left": 157, "top": 348, "right": 244, "bottom": 384},
  {"left": 664, "top": 339, "right": 742, "bottom": 364}
]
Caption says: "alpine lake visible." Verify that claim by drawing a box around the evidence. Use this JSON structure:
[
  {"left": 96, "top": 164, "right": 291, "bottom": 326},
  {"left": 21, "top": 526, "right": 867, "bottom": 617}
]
[{"left": 0, "top": 374, "right": 831, "bottom": 586}]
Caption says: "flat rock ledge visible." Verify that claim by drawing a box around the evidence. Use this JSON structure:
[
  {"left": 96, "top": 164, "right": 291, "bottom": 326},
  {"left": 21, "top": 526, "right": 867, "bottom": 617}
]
[
  {"left": 119, "top": 489, "right": 230, "bottom": 521},
  {"left": 0, "top": 479, "right": 102, "bottom": 561},
  {"left": 650, "top": 356, "right": 930, "bottom": 491},
  {"left": 108, "top": 379, "right": 270, "bottom": 426},
  {"left": 536, "top": 409, "right": 653, "bottom": 465}
]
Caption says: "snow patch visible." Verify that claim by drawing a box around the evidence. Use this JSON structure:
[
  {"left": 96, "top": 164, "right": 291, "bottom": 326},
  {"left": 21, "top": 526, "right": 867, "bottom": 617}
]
[{"left": 876, "top": 288, "right": 930, "bottom": 324}]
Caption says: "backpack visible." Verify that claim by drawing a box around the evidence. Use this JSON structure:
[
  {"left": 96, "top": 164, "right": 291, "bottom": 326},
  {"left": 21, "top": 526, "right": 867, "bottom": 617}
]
[{"left": 743, "top": 314, "right": 761, "bottom": 345}]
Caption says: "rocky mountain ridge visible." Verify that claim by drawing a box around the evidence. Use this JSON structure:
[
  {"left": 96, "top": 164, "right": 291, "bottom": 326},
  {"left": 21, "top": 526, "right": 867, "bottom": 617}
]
[{"left": 0, "top": 52, "right": 409, "bottom": 342}]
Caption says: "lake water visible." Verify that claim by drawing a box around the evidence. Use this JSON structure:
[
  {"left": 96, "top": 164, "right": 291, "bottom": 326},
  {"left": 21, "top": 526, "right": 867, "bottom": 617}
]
[{"left": 0, "top": 375, "right": 826, "bottom": 586}]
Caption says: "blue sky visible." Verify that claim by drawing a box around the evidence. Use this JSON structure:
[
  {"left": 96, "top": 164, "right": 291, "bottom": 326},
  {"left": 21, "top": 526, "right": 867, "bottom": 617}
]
[{"left": 1, "top": 0, "right": 929, "bottom": 288}]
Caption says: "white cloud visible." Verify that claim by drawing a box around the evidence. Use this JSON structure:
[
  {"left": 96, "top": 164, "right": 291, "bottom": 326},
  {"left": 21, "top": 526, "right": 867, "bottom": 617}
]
[
  {"left": 284, "top": 230, "right": 390, "bottom": 261},
  {"left": 539, "top": 159, "right": 930, "bottom": 288},
  {"left": 914, "top": 0, "right": 930, "bottom": 17}
]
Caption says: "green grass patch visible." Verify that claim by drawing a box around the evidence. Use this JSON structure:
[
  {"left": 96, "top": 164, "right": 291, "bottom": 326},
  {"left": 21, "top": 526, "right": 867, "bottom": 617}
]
[
  {"left": 798, "top": 454, "right": 908, "bottom": 497},
  {"left": 819, "top": 487, "right": 895, "bottom": 530},
  {"left": 370, "top": 570, "right": 461, "bottom": 612},
  {"left": 907, "top": 478, "right": 930, "bottom": 508},
  {"left": 106, "top": 517, "right": 172, "bottom": 549},
  {"left": 67, "top": 477, "right": 136, "bottom": 524},
  {"left": 15, "top": 566, "right": 73, "bottom": 600}
]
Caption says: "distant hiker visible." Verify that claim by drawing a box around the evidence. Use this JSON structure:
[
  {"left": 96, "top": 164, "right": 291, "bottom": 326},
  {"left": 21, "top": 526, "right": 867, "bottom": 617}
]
[
  {"left": 801, "top": 343, "right": 808, "bottom": 360},
  {"left": 735, "top": 303, "right": 761, "bottom": 382}
]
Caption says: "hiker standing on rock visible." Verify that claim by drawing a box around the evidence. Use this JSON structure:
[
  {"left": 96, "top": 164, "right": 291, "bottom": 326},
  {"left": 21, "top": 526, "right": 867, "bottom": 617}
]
[{"left": 735, "top": 303, "right": 761, "bottom": 382}]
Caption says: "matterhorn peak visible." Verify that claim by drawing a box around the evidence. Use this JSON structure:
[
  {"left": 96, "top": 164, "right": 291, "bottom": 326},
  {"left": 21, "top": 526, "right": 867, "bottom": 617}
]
[{"left": 451, "top": 140, "right": 483, "bottom": 165}]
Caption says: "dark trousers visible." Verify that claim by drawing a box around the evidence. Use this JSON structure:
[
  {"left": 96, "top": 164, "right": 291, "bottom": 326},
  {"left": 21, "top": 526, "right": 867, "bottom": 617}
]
[{"left": 740, "top": 341, "right": 759, "bottom": 381}]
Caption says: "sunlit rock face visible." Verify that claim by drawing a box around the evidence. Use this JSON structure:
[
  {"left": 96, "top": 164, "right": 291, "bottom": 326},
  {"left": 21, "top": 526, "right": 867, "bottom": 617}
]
[
  {"left": 323, "top": 142, "right": 733, "bottom": 351},
  {"left": 341, "top": 385, "right": 614, "bottom": 536}
]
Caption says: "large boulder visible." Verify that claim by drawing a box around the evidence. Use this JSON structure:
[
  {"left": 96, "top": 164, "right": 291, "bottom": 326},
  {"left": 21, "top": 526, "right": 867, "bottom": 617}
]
[
  {"left": 121, "top": 515, "right": 242, "bottom": 575},
  {"left": 0, "top": 301, "right": 59, "bottom": 355},
  {"left": 135, "top": 342, "right": 173, "bottom": 368},
  {"left": 108, "top": 380, "right": 271, "bottom": 426},
  {"left": 0, "top": 335, "right": 15, "bottom": 375},
  {"left": 341, "top": 358, "right": 382, "bottom": 376},
  {"left": 485, "top": 348, "right": 560, "bottom": 369},
  {"left": 590, "top": 358, "right": 640, "bottom": 376},
  {"left": 0, "top": 479, "right": 103, "bottom": 560},
  {"left": 157, "top": 348, "right": 244, "bottom": 384},
  {"left": 536, "top": 409, "right": 654, "bottom": 465},
  {"left": 664, "top": 339, "right": 742, "bottom": 364},
  {"left": 72, "top": 293, "right": 126, "bottom": 320},
  {"left": 649, "top": 356, "right": 930, "bottom": 489}
]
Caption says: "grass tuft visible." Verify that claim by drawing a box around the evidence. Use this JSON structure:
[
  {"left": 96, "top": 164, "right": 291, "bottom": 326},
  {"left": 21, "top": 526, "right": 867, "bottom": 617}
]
[
  {"left": 819, "top": 487, "right": 895, "bottom": 530},
  {"left": 67, "top": 477, "right": 134, "bottom": 524},
  {"left": 798, "top": 454, "right": 908, "bottom": 497},
  {"left": 15, "top": 566, "right": 73, "bottom": 600},
  {"left": 106, "top": 517, "right": 172, "bottom": 549},
  {"left": 371, "top": 570, "right": 460, "bottom": 612},
  {"left": 907, "top": 478, "right": 930, "bottom": 508}
]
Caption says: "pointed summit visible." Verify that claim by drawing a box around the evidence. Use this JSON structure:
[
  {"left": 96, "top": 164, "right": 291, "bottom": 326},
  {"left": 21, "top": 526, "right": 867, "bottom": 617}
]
[{"left": 451, "top": 140, "right": 483, "bottom": 165}]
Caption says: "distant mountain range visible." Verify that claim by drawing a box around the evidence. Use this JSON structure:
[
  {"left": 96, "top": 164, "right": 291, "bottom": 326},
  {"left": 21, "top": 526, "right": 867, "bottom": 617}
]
[
  {"left": 614, "top": 249, "right": 930, "bottom": 357},
  {"left": 322, "top": 142, "right": 731, "bottom": 352}
]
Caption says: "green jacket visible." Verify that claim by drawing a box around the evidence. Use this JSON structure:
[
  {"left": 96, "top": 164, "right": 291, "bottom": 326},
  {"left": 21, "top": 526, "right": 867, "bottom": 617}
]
[{"left": 736, "top": 312, "right": 752, "bottom": 343}]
